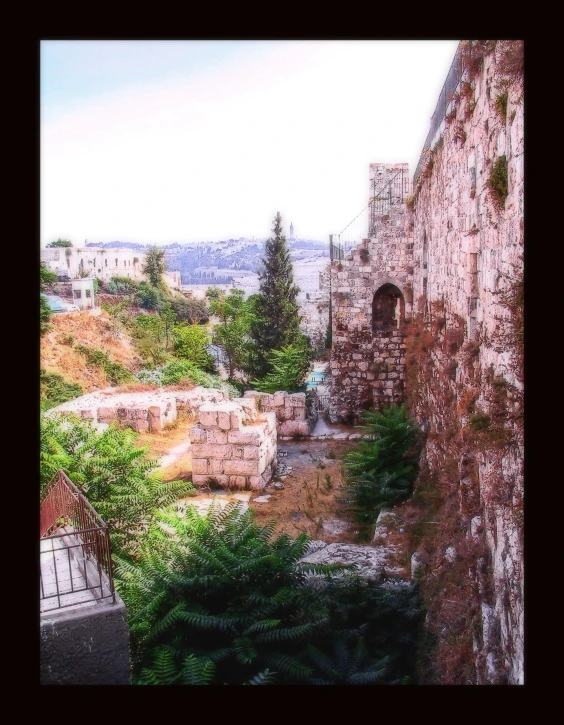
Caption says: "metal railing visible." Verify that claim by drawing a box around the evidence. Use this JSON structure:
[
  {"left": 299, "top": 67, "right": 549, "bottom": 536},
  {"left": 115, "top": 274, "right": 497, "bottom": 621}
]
[
  {"left": 40, "top": 471, "right": 115, "bottom": 610},
  {"left": 317, "top": 395, "right": 331, "bottom": 412},
  {"left": 413, "top": 43, "right": 463, "bottom": 185},
  {"left": 329, "top": 234, "right": 345, "bottom": 261},
  {"left": 368, "top": 168, "right": 413, "bottom": 236}
]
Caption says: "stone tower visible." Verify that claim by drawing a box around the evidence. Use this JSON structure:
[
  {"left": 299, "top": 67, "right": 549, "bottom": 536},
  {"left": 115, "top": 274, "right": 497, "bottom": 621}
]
[
  {"left": 289, "top": 222, "right": 295, "bottom": 241},
  {"left": 329, "top": 163, "right": 414, "bottom": 423}
]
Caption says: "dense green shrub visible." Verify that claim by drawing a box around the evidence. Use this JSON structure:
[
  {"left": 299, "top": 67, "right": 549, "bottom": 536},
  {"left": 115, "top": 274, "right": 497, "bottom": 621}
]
[
  {"left": 340, "top": 404, "right": 420, "bottom": 528},
  {"left": 74, "top": 345, "right": 133, "bottom": 385},
  {"left": 136, "top": 283, "right": 165, "bottom": 310},
  {"left": 169, "top": 296, "right": 209, "bottom": 324},
  {"left": 40, "top": 262, "right": 58, "bottom": 290},
  {"left": 174, "top": 325, "right": 215, "bottom": 372},
  {"left": 120, "top": 503, "right": 420, "bottom": 685},
  {"left": 40, "top": 414, "right": 193, "bottom": 560},
  {"left": 136, "top": 360, "right": 238, "bottom": 397},
  {"left": 105, "top": 276, "right": 140, "bottom": 295},
  {"left": 40, "top": 370, "right": 83, "bottom": 410},
  {"left": 250, "top": 343, "right": 312, "bottom": 393}
]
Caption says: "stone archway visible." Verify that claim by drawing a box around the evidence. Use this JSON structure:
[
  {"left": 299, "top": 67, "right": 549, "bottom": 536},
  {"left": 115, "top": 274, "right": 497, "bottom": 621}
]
[{"left": 372, "top": 283, "right": 404, "bottom": 332}]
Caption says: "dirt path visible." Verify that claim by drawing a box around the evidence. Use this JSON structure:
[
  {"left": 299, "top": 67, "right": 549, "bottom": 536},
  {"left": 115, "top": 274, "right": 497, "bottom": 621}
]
[{"left": 135, "top": 416, "right": 408, "bottom": 574}]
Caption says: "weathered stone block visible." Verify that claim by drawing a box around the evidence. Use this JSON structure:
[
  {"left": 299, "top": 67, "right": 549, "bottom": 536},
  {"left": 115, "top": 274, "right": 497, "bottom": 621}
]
[
  {"left": 206, "top": 429, "right": 227, "bottom": 444},
  {"left": 293, "top": 406, "right": 307, "bottom": 421},
  {"left": 209, "top": 459, "right": 224, "bottom": 474},
  {"left": 191, "top": 443, "right": 232, "bottom": 459},
  {"left": 192, "top": 473, "right": 229, "bottom": 487},
  {"left": 228, "top": 428, "right": 263, "bottom": 445},
  {"left": 286, "top": 393, "right": 305, "bottom": 407},
  {"left": 243, "top": 447, "right": 259, "bottom": 460},
  {"left": 223, "top": 459, "right": 260, "bottom": 476},
  {"left": 217, "top": 409, "right": 232, "bottom": 430},
  {"left": 97, "top": 407, "right": 117, "bottom": 423},
  {"left": 272, "top": 392, "right": 286, "bottom": 407},
  {"left": 189, "top": 424, "right": 207, "bottom": 443},
  {"left": 199, "top": 405, "right": 218, "bottom": 428},
  {"left": 228, "top": 476, "right": 247, "bottom": 490},
  {"left": 192, "top": 459, "right": 208, "bottom": 475}
]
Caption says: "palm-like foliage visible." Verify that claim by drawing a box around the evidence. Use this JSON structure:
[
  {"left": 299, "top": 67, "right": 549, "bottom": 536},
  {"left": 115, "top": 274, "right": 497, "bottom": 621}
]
[
  {"left": 40, "top": 414, "right": 194, "bottom": 561},
  {"left": 340, "top": 404, "right": 420, "bottom": 523},
  {"left": 121, "top": 502, "right": 345, "bottom": 685},
  {"left": 121, "top": 503, "right": 421, "bottom": 685}
]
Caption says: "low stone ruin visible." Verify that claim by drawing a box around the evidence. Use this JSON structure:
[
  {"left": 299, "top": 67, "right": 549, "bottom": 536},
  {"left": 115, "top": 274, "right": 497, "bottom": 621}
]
[
  {"left": 242, "top": 390, "right": 318, "bottom": 438},
  {"left": 46, "top": 387, "right": 227, "bottom": 433},
  {"left": 190, "top": 397, "right": 277, "bottom": 491}
]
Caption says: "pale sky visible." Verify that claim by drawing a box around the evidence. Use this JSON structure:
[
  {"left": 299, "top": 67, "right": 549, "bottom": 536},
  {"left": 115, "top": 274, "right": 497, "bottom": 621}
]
[{"left": 41, "top": 40, "right": 460, "bottom": 247}]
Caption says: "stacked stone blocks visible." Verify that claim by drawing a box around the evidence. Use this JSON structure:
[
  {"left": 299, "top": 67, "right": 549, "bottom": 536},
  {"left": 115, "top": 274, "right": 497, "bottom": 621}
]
[
  {"left": 242, "top": 390, "right": 317, "bottom": 437},
  {"left": 190, "top": 398, "right": 277, "bottom": 490}
]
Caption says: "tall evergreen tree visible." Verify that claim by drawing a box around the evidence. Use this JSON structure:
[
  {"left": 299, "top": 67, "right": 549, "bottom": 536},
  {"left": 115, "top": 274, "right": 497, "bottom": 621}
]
[{"left": 249, "top": 213, "right": 301, "bottom": 378}]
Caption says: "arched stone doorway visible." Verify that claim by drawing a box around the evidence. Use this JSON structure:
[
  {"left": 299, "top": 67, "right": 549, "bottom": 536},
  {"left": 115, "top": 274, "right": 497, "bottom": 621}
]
[{"left": 372, "top": 283, "right": 404, "bottom": 332}]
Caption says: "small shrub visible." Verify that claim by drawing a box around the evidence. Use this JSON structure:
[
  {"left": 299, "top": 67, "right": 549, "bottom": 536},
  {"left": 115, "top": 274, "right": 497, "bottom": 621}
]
[
  {"left": 40, "top": 370, "right": 83, "bottom": 409},
  {"left": 494, "top": 91, "right": 508, "bottom": 122},
  {"left": 468, "top": 411, "right": 491, "bottom": 431},
  {"left": 74, "top": 345, "right": 133, "bottom": 385},
  {"left": 339, "top": 404, "right": 420, "bottom": 525},
  {"left": 488, "top": 155, "right": 509, "bottom": 208}
]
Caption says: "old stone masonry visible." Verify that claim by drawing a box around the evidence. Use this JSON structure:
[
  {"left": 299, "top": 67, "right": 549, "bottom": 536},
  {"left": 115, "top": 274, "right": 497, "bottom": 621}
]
[{"left": 325, "top": 42, "right": 524, "bottom": 685}]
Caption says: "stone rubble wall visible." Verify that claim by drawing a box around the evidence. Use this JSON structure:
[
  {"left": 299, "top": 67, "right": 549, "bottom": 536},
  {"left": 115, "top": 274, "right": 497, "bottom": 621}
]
[
  {"left": 190, "top": 397, "right": 277, "bottom": 490},
  {"left": 329, "top": 163, "right": 414, "bottom": 423},
  {"left": 243, "top": 390, "right": 318, "bottom": 438},
  {"left": 46, "top": 386, "right": 227, "bottom": 433}
]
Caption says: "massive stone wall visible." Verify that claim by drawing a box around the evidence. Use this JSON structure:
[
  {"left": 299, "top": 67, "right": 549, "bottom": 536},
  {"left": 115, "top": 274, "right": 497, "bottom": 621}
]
[
  {"left": 329, "top": 42, "right": 523, "bottom": 684},
  {"left": 407, "top": 42, "right": 524, "bottom": 685}
]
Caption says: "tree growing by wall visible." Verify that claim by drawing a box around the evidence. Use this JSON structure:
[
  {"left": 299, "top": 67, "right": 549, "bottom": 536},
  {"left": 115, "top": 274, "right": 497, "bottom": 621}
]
[
  {"left": 249, "top": 213, "right": 302, "bottom": 378},
  {"left": 142, "top": 246, "right": 166, "bottom": 288}
]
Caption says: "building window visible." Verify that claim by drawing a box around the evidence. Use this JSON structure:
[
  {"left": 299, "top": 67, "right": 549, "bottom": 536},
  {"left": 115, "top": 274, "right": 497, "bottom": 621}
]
[
  {"left": 73, "top": 290, "right": 82, "bottom": 299},
  {"left": 105, "top": 259, "right": 108, "bottom": 267}
]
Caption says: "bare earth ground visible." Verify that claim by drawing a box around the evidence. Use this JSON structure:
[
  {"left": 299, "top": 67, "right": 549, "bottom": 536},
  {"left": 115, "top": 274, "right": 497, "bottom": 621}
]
[{"left": 135, "top": 418, "right": 410, "bottom": 575}]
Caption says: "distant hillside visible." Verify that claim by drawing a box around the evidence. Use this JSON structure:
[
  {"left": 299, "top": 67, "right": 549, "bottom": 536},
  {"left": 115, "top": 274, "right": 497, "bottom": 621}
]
[{"left": 85, "top": 238, "right": 329, "bottom": 285}]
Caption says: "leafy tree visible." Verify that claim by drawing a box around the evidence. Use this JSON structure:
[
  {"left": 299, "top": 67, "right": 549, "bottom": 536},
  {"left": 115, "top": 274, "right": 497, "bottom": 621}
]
[
  {"left": 136, "top": 284, "right": 162, "bottom": 310},
  {"left": 169, "top": 296, "right": 209, "bottom": 324},
  {"left": 47, "top": 239, "right": 73, "bottom": 248},
  {"left": 249, "top": 213, "right": 302, "bottom": 378},
  {"left": 40, "top": 262, "right": 58, "bottom": 290},
  {"left": 340, "top": 404, "right": 420, "bottom": 528},
  {"left": 40, "top": 414, "right": 193, "bottom": 560},
  {"left": 174, "top": 325, "right": 215, "bottom": 372},
  {"left": 142, "top": 246, "right": 166, "bottom": 288},
  {"left": 250, "top": 343, "right": 312, "bottom": 393},
  {"left": 208, "top": 289, "right": 256, "bottom": 379},
  {"left": 40, "top": 294, "right": 52, "bottom": 336}
]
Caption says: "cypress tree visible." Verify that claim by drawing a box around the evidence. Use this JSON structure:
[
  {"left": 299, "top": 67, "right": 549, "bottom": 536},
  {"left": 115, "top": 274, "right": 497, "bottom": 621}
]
[{"left": 249, "top": 212, "right": 301, "bottom": 378}]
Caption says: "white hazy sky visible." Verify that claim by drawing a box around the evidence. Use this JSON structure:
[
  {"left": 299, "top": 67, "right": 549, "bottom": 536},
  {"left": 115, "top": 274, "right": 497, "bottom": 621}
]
[{"left": 41, "top": 40, "right": 459, "bottom": 247}]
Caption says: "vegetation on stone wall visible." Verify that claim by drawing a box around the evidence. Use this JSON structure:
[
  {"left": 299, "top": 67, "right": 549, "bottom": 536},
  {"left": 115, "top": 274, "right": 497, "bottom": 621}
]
[{"left": 487, "top": 155, "right": 509, "bottom": 209}]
